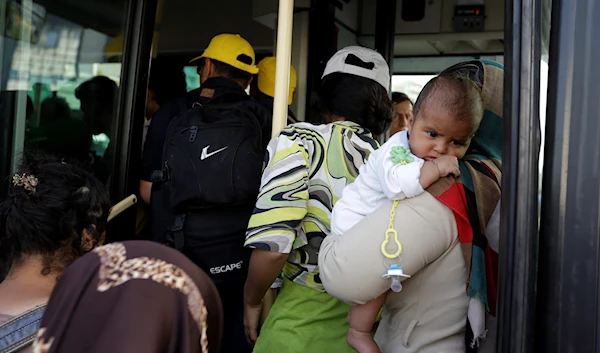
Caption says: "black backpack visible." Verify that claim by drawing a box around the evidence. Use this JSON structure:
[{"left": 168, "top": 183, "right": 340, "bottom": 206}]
[{"left": 153, "top": 91, "right": 266, "bottom": 284}]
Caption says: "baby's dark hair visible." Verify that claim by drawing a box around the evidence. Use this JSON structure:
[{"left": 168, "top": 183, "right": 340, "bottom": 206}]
[
  {"left": 0, "top": 149, "right": 111, "bottom": 276},
  {"left": 313, "top": 72, "right": 392, "bottom": 135},
  {"left": 413, "top": 74, "right": 484, "bottom": 131}
]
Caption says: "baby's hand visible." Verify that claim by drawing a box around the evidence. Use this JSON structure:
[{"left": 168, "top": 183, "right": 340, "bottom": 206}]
[
  {"left": 420, "top": 156, "right": 460, "bottom": 189},
  {"left": 433, "top": 155, "right": 460, "bottom": 178}
]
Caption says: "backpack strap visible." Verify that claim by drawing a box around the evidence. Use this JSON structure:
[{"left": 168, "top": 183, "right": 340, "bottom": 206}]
[{"left": 0, "top": 304, "right": 46, "bottom": 353}]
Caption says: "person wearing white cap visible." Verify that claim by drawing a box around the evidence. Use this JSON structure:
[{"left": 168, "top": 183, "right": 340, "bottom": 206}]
[{"left": 242, "top": 46, "right": 393, "bottom": 353}]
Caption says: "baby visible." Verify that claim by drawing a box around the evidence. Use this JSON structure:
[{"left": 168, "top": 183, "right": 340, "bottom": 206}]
[{"left": 330, "top": 74, "right": 484, "bottom": 353}]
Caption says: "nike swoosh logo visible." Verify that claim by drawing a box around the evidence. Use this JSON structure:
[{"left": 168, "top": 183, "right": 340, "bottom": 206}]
[{"left": 200, "top": 145, "right": 228, "bottom": 160}]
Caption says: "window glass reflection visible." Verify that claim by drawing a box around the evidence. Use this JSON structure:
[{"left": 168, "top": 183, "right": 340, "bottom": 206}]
[
  {"left": 538, "top": 0, "right": 552, "bottom": 216},
  {"left": 1, "top": 0, "right": 127, "bottom": 189},
  {"left": 183, "top": 65, "right": 200, "bottom": 92}
]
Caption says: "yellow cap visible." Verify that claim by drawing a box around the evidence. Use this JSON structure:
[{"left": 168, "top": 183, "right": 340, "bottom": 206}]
[
  {"left": 104, "top": 34, "right": 123, "bottom": 60},
  {"left": 190, "top": 33, "right": 258, "bottom": 74},
  {"left": 256, "top": 57, "right": 297, "bottom": 105}
]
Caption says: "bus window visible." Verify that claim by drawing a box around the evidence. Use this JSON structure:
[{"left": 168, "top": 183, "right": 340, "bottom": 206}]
[
  {"left": 538, "top": 0, "right": 552, "bottom": 216},
  {"left": 183, "top": 65, "right": 251, "bottom": 95},
  {"left": 0, "top": 0, "right": 129, "bottom": 191},
  {"left": 183, "top": 65, "right": 200, "bottom": 92},
  {"left": 391, "top": 74, "right": 436, "bottom": 103},
  {"left": 538, "top": 59, "right": 549, "bottom": 214}
]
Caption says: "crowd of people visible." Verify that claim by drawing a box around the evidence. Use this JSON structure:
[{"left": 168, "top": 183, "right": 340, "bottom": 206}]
[{"left": 0, "top": 32, "right": 503, "bottom": 353}]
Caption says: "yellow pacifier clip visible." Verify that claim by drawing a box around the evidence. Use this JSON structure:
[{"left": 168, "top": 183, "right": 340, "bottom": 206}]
[{"left": 381, "top": 200, "right": 402, "bottom": 259}]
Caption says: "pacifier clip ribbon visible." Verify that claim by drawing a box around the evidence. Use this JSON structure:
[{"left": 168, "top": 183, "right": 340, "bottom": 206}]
[{"left": 381, "top": 200, "right": 411, "bottom": 292}]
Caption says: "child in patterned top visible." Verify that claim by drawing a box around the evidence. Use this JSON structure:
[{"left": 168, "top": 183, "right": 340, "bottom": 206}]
[{"left": 330, "top": 74, "right": 484, "bottom": 353}]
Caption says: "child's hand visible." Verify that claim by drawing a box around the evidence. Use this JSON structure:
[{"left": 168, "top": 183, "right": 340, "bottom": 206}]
[
  {"left": 433, "top": 155, "right": 460, "bottom": 178},
  {"left": 420, "top": 156, "right": 460, "bottom": 190}
]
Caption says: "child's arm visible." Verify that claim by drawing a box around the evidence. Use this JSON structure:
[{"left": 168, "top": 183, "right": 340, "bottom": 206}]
[{"left": 419, "top": 156, "right": 461, "bottom": 190}]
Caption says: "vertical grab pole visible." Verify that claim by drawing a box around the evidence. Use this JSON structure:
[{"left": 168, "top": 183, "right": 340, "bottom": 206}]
[
  {"left": 261, "top": 0, "right": 295, "bottom": 326},
  {"left": 272, "top": 0, "right": 294, "bottom": 137}
]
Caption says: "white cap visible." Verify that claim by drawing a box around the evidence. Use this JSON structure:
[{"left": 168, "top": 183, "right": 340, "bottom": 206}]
[{"left": 322, "top": 46, "right": 391, "bottom": 93}]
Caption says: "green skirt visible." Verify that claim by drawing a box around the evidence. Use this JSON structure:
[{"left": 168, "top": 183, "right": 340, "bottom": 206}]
[{"left": 253, "top": 277, "right": 355, "bottom": 353}]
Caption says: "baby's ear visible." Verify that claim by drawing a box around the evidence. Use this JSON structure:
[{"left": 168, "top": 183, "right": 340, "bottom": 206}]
[{"left": 408, "top": 113, "right": 417, "bottom": 135}]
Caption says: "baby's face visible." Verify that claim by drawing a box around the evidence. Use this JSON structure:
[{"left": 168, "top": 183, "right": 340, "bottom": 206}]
[{"left": 407, "top": 105, "right": 477, "bottom": 161}]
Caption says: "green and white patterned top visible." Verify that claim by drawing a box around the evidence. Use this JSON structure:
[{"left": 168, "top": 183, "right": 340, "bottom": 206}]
[{"left": 244, "top": 121, "right": 379, "bottom": 290}]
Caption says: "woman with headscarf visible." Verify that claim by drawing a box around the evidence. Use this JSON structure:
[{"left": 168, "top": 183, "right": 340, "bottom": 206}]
[
  {"left": 32, "top": 240, "right": 223, "bottom": 353},
  {"left": 242, "top": 46, "right": 393, "bottom": 352},
  {"left": 319, "top": 60, "right": 503, "bottom": 353}
]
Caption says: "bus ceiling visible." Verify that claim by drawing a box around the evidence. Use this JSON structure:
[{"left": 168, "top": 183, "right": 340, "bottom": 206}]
[
  {"left": 154, "top": 0, "right": 510, "bottom": 60},
  {"left": 25, "top": 0, "right": 551, "bottom": 62}
]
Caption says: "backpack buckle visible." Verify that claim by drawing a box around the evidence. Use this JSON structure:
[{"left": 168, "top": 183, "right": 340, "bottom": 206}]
[
  {"left": 167, "top": 214, "right": 186, "bottom": 251},
  {"left": 151, "top": 161, "right": 171, "bottom": 183},
  {"left": 189, "top": 126, "right": 198, "bottom": 142},
  {"left": 150, "top": 170, "right": 164, "bottom": 183}
]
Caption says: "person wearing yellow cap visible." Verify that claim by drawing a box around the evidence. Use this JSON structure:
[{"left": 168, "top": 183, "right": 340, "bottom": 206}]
[
  {"left": 141, "top": 32, "right": 270, "bottom": 204},
  {"left": 140, "top": 33, "right": 271, "bottom": 353},
  {"left": 250, "top": 56, "right": 298, "bottom": 124}
]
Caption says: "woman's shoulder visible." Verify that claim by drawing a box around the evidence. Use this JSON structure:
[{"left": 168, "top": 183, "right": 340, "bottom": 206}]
[
  {"left": 0, "top": 312, "right": 12, "bottom": 325},
  {"left": 0, "top": 305, "right": 46, "bottom": 353},
  {"left": 276, "top": 122, "right": 357, "bottom": 143},
  {"left": 281, "top": 122, "right": 331, "bottom": 135},
  {"left": 272, "top": 122, "right": 378, "bottom": 158},
  {"left": 270, "top": 123, "right": 325, "bottom": 149},
  {"left": 281, "top": 121, "right": 373, "bottom": 136}
]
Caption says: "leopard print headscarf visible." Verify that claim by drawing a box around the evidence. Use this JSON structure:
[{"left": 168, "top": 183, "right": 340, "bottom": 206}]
[{"left": 33, "top": 241, "right": 223, "bottom": 353}]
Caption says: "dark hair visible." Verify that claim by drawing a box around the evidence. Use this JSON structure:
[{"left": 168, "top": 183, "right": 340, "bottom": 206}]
[
  {"left": 0, "top": 150, "right": 111, "bottom": 276},
  {"left": 75, "top": 76, "right": 118, "bottom": 105},
  {"left": 40, "top": 96, "right": 72, "bottom": 124},
  {"left": 313, "top": 72, "right": 392, "bottom": 135},
  {"left": 148, "top": 58, "right": 188, "bottom": 106},
  {"left": 413, "top": 74, "right": 483, "bottom": 127},
  {"left": 212, "top": 59, "right": 253, "bottom": 85},
  {"left": 391, "top": 92, "right": 413, "bottom": 105}
]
